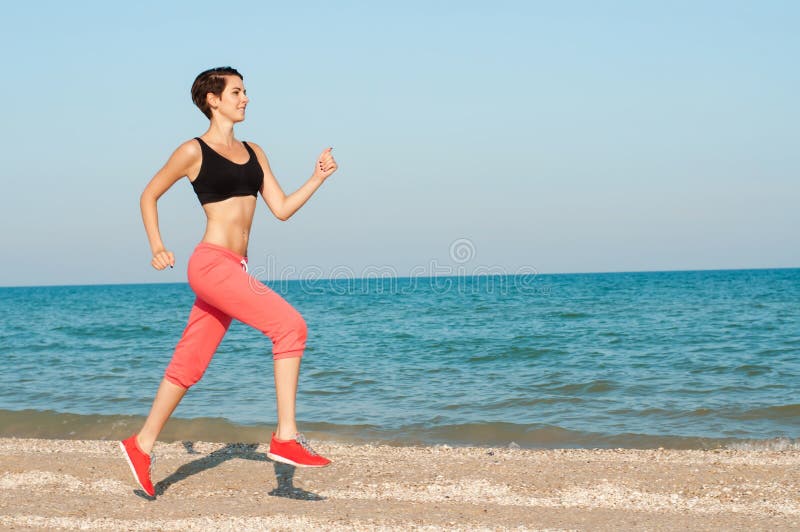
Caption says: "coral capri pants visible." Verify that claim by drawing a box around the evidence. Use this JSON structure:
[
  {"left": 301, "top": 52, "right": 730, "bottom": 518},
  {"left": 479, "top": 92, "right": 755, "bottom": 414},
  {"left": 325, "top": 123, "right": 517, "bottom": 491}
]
[{"left": 164, "top": 241, "right": 306, "bottom": 389}]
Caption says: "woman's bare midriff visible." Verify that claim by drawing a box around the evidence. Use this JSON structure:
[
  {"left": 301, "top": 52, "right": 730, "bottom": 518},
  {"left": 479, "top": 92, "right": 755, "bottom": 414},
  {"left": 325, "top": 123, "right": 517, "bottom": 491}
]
[{"left": 199, "top": 196, "right": 258, "bottom": 257}]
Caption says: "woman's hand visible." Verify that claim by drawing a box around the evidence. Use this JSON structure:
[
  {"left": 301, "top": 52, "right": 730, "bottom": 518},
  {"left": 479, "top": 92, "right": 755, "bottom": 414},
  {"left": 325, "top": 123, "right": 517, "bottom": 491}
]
[
  {"left": 312, "top": 147, "right": 338, "bottom": 182},
  {"left": 151, "top": 249, "right": 175, "bottom": 270}
]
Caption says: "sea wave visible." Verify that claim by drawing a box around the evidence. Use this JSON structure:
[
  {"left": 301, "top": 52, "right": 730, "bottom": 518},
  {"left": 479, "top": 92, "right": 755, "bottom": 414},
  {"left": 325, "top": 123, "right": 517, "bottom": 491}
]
[{"left": 0, "top": 408, "right": 780, "bottom": 450}]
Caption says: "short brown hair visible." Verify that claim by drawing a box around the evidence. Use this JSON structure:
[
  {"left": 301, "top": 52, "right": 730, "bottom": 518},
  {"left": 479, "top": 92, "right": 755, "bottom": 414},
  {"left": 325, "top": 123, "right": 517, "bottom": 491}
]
[{"left": 191, "top": 67, "right": 243, "bottom": 119}]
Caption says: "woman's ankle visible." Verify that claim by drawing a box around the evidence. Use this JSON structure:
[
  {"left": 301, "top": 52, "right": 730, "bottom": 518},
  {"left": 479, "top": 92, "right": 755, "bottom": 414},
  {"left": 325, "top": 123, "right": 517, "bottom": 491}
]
[
  {"left": 136, "top": 434, "right": 154, "bottom": 455},
  {"left": 274, "top": 426, "right": 298, "bottom": 440}
]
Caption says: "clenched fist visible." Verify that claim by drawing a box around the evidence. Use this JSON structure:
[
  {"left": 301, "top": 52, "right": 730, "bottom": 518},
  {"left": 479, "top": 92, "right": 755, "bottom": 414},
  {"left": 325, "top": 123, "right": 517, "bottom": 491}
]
[
  {"left": 151, "top": 249, "right": 175, "bottom": 270},
  {"left": 312, "top": 147, "right": 338, "bottom": 182}
]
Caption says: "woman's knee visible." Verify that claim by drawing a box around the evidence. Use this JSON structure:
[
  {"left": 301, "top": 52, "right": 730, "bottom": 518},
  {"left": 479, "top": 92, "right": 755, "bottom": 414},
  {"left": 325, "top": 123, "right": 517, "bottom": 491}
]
[
  {"left": 271, "top": 309, "right": 307, "bottom": 356},
  {"left": 292, "top": 312, "right": 308, "bottom": 342},
  {"left": 285, "top": 310, "right": 308, "bottom": 346}
]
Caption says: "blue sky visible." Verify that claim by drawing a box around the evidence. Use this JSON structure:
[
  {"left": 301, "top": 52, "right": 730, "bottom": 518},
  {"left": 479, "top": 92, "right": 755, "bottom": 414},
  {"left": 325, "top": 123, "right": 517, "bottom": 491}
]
[{"left": 0, "top": 1, "right": 797, "bottom": 286}]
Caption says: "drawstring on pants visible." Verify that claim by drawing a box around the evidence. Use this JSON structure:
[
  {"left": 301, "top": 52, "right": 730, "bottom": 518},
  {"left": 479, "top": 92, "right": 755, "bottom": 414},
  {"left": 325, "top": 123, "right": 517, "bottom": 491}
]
[{"left": 240, "top": 258, "right": 248, "bottom": 273}]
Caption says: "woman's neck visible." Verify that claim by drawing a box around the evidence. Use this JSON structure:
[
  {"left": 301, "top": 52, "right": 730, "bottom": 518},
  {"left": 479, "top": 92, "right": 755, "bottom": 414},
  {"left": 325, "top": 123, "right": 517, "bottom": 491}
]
[{"left": 204, "top": 119, "right": 237, "bottom": 147}]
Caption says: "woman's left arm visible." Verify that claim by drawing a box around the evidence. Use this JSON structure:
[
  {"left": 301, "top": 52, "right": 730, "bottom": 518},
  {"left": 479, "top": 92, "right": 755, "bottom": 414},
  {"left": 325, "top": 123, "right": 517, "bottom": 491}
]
[{"left": 250, "top": 142, "right": 338, "bottom": 221}]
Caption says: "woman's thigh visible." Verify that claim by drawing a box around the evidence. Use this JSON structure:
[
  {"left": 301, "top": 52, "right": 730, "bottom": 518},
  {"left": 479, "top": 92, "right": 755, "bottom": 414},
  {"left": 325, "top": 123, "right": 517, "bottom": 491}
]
[{"left": 188, "top": 246, "right": 307, "bottom": 355}]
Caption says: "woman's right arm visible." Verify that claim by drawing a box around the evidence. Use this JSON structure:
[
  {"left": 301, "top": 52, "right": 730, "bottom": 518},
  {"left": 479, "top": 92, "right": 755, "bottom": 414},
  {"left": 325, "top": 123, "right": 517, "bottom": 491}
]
[{"left": 140, "top": 140, "right": 201, "bottom": 270}]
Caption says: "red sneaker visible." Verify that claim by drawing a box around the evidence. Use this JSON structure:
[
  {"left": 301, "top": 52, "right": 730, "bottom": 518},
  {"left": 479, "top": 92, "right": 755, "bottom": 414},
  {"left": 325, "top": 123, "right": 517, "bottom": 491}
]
[
  {"left": 119, "top": 434, "right": 156, "bottom": 496},
  {"left": 267, "top": 432, "right": 331, "bottom": 467}
]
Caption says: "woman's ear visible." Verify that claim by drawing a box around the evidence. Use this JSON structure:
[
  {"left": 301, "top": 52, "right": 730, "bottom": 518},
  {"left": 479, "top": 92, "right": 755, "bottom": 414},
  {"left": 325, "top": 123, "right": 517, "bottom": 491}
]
[{"left": 206, "top": 92, "right": 219, "bottom": 112}]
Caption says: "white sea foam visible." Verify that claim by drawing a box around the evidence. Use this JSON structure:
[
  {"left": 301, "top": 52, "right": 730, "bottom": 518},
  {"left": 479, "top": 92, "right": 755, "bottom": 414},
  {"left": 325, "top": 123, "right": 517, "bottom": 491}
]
[{"left": 725, "top": 437, "right": 800, "bottom": 452}]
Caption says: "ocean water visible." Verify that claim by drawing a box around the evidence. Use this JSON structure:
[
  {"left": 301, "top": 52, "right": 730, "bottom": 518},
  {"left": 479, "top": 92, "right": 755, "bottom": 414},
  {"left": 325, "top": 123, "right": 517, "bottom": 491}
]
[{"left": 1, "top": 268, "right": 798, "bottom": 450}]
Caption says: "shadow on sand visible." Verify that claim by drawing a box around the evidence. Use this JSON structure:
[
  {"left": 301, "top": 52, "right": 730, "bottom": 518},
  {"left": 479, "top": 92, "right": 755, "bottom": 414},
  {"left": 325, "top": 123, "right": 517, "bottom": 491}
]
[{"left": 132, "top": 441, "right": 324, "bottom": 501}]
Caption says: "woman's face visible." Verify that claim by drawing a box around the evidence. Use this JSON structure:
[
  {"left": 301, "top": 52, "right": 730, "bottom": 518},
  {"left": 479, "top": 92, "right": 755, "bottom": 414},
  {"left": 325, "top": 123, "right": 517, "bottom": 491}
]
[{"left": 209, "top": 76, "right": 248, "bottom": 122}]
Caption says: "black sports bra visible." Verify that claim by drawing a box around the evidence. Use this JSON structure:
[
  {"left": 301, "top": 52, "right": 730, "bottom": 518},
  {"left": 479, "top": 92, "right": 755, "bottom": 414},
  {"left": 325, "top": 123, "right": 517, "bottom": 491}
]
[{"left": 190, "top": 137, "right": 264, "bottom": 205}]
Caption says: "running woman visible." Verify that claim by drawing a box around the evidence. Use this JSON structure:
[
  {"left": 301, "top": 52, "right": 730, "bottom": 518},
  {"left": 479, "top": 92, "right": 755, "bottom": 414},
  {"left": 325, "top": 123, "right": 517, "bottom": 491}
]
[{"left": 120, "top": 67, "right": 337, "bottom": 497}]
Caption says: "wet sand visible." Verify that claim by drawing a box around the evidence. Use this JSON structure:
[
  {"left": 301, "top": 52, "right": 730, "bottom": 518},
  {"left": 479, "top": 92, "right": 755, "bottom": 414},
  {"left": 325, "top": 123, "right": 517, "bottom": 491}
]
[{"left": 1, "top": 437, "right": 798, "bottom": 531}]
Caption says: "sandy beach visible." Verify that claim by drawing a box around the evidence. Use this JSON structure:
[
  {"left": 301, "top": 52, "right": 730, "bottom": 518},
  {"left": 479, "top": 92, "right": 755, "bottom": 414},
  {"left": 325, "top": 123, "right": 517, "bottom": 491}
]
[{"left": 0, "top": 437, "right": 797, "bottom": 530}]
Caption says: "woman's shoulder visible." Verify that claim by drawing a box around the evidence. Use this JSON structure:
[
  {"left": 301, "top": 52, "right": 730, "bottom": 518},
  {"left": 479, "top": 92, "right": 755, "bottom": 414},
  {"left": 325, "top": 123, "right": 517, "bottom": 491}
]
[
  {"left": 171, "top": 138, "right": 203, "bottom": 159},
  {"left": 159, "top": 139, "right": 203, "bottom": 173},
  {"left": 243, "top": 140, "right": 267, "bottom": 158}
]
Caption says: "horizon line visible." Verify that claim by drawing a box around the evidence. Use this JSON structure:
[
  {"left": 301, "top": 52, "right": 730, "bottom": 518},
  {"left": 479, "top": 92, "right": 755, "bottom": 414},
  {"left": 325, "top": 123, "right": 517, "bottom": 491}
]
[{"left": 1, "top": 265, "right": 798, "bottom": 290}]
